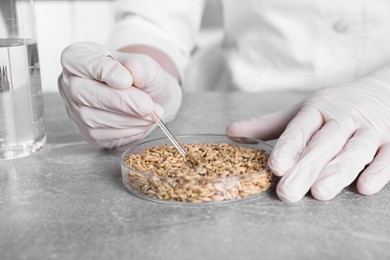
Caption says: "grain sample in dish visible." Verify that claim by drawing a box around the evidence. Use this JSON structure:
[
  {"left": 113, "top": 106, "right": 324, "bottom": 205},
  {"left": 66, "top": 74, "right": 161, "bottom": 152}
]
[{"left": 123, "top": 142, "right": 274, "bottom": 203}]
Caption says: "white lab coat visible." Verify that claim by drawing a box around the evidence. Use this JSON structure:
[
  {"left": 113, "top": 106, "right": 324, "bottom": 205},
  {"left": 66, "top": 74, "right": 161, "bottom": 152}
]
[{"left": 108, "top": 0, "right": 390, "bottom": 92}]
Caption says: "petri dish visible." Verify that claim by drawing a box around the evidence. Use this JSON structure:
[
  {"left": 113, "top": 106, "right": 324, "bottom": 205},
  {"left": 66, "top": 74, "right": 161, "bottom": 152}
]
[{"left": 121, "top": 134, "right": 275, "bottom": 206}]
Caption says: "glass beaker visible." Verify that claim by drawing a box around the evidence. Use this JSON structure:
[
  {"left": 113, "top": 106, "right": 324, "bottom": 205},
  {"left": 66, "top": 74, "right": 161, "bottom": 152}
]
[{"left": 0, "top": 0, "right": 46, "bottom": 160}]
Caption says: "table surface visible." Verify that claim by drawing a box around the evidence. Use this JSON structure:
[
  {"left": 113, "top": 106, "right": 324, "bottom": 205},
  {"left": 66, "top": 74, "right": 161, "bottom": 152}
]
[{"left": 1, "top": 92, "right": 389, "bottom": 260}]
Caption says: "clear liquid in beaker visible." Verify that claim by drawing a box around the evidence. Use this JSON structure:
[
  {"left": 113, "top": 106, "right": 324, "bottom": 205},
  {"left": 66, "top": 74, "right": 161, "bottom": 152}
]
[{"left": 0, "top": 38, "right": 46, "bottom": 160}]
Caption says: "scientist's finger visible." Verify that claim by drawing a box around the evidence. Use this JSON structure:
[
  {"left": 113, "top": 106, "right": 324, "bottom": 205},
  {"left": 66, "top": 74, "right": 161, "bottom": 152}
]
[
  {"left": 226, "top": 103, "right": 302, "bottom": 141},
  {"left": 120, "top": 54, "right": 165, "bottom": 89},
  {"left": 61, "top": 42, "right": 133, "bottom": 89},
  {"left": 58, "top": 74, "right": 73, "bottom": 110},
  {"left": 64, "top": 76, "right": 160, "bottom": 117},
  {"left": 357, "top": 143, "right": 390, "bottom": 195},
  {"left": 268, "top": 105, "right": 324, "bottom": 176},
  {"left": 75, "top": 115, "right": 152, "bottom": 145},
  {"left": 77, "top": 105, "right": 161, "bottom": 129},
  {"left": 276, "top": 119, "right": 353, "bottom": 203},
  {"left": 87, "top": 126, "right": 152, "bottom": 143},
  {"left": 62, "top": 97, "right": 153, "bottom": 145},
  {"left": 311, "top": 129, "right": 379, "bottom": 200}
]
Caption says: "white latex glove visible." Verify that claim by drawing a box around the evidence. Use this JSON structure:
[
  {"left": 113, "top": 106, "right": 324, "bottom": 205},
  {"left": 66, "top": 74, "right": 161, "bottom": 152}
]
[
  {"left": 58, "top": 42, "right": 182, "bottom": 148},
  {"left": 227, "top": 75, "right": 390, "bottom": 202}
]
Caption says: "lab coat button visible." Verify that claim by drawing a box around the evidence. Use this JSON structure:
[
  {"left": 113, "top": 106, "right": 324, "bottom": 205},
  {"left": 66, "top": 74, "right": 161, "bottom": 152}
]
[{"left": 333, "top": 20, "right": 348, "bottom": 33}]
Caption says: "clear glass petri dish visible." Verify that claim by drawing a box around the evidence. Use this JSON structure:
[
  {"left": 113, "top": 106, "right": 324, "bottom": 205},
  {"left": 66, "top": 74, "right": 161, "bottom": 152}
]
[{"left": 121, "top": 134, "right": 275, "bottom": 206}]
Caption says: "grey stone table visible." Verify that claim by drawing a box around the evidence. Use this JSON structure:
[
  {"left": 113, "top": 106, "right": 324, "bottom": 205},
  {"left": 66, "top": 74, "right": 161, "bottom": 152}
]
[{"left": 1, "top": 92, "right": 389, "bottom": 260}]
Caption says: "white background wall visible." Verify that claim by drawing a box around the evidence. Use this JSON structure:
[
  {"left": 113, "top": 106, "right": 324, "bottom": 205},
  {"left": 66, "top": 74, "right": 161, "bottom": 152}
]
[{"left": 35, "top": 0, "right": 115, "bottom": 92}]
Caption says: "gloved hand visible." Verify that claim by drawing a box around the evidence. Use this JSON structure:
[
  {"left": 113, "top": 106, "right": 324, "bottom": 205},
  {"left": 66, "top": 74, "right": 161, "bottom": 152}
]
[
  {"left": 227, "top": 75, "right": 390, "bottom": 202},
  {"left": 58, "top": 42, "right": 182, "bottom": 148}
]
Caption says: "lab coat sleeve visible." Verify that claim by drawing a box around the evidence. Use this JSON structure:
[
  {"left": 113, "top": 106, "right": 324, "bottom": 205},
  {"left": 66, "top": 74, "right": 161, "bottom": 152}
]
[
  {"left": 362, "top": 66, "right": 390, "bottom": 88},
  {"left": 107, "top": 0, "right": 205, "bottom": 79}
]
